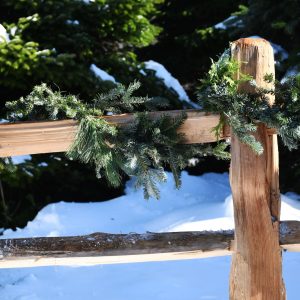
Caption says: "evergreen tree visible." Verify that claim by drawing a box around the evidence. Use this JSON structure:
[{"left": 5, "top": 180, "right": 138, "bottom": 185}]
[{"left": 0, "top": 0, "right": 182, "bottom": 104}]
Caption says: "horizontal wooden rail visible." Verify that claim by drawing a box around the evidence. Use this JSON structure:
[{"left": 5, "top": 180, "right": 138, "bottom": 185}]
[
  {"left": 0, "top": 109, "right": 278, "bottom": 157},
  {"left": 0, "top": 230, "right": 234, "bottom": 268},
  {"left": 0, "top": 221, "right": 299, "bottom": 269},
  {"left": 0, "top": 110, "right": 227, "bottom": 157}
]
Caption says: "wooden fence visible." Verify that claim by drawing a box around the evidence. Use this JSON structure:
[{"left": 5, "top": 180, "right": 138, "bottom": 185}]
[{"left": 0, "top": 38, "right": 298, "bottom": 299}]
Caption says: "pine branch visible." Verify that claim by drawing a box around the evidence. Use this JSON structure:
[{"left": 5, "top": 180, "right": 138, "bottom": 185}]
[
  {"left": 197, "top": 49, "right": 300, "bottom": 155},
  {"left": 6, "top": 83, "right": 220, "bottom": 199}
]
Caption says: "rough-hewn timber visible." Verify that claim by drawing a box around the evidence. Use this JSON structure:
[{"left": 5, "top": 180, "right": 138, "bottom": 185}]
[{"left": 229, "top": 38, "right": 285, "bottom": 299}]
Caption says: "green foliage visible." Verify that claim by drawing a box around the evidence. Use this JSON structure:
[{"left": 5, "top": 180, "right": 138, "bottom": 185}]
[
  {"left": 0, "top": 0, "right": 181, "bottom": 109},
  {"left": 197, "top": 49, "right": 300, "bottom": 155},
  {"left": 68, "top": 116, "right": 120, "bottom": 184},
  {"left": 6, "top": 83, "right": 92, "bottom": 120},
  {"left": 7, "top": 83, "right": 217, "bottom": 199},
  {"left": 118, "top": 113, "right": 222, "bottom": 198},
  {"left": 93, "top": 81, "right": 168, "bottom": 114},
  {"left": 0, "top": 35, "right": 49, "bottom": 89},
  {"left": 232, "top": 4, "right": 248, "bottom": 17},
  {"left": 0, "top": 0, "right": 190, "bottom": 222}
]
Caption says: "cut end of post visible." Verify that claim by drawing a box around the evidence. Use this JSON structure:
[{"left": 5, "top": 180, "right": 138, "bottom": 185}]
[
  {"left": 231, "top": 37, "right": 274, "bottom": 59},
  {"left": 232, "top": 37, "right": 271, "bottom": 48},
  {"left": 230, "top": 37, "right": 275, "bottom": 104}
]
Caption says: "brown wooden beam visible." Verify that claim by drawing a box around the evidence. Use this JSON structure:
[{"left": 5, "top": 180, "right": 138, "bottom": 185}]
[
  {"left": 0, "top": 221, "right": 299, "bottom": 269},
  {"left": 0, "top": 110, "right": 229, "bottom": 157},
  {"left": 280, "top": 220, "right": 300, "bottom": 252},
  {"left": 0, "top": 230, "right": 234, "bottom": 268},
  {"left": 229, "top": 38, "right": 285, "bottom": 299},
  {"left": 0, "top": 109, "right": 278, "bottom": 158}
]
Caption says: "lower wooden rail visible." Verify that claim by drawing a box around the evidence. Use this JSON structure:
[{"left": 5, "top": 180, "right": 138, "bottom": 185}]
[{"left": 0, "top": 221, "right": 299, "bottom": 268}]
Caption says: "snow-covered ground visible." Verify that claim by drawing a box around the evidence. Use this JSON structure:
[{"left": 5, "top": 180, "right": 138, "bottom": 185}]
[{"left": 1, "top": 172, "right": 300, "bottom": 299}]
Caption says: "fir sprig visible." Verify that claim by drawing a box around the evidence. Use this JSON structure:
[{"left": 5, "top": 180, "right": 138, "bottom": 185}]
[
  {"left": 93, "top": 81, "right": 168, "bottom": 114},
  {"left": 6, "top": 83, "right": 94, "bottom": 121}
]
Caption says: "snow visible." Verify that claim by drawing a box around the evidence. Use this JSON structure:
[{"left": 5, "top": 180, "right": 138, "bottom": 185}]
[
  {"left": 214, "top": 18, "right": 231, "bottom": 30},
  {"left": 11, "top": 155, "right": 31, "bottom": 164},
  {"left": 144, "top": 60, "right": 199, "bottom": 108},
  {"left": 214, "top": 15, "right": 243, "bottom": 30},
  {"left": 90, "top": 64, "right": 117, "bottom": 83},
  {"left": 272, "top": 43, "right": 289, "bottom": 60},
  {"left": 281, "top": 66, "right": 299, "bottom": 83},
  {"left": 1, "top": 171, "right": 300, "bottom": 299},
  {"left": 66, "top": 20, "right": 79, "bottom": 25},
  {"left": 214, "top": 16, "right": 238, "bottom": 30},
  {"left": 1, "top": 172, "right": 232, "bottom": 238},
  {"left": 91, "top": 59, "right": 199, "bottom": 108},
  {"left": 0, "top": 24, "right": 9, "bottom": 42}
]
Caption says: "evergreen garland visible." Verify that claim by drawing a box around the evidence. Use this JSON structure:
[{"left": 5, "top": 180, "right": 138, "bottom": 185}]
[
  {"left": 197, "top": 49, "right": 300, "bottom": 155},
  {"left": 6, "top": 83, "right": 224, "bottom": 199}
]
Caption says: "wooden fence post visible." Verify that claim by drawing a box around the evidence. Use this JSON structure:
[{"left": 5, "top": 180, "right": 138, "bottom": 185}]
[{"left": 229, "top": 38, "right": 286, "bottom": 299}]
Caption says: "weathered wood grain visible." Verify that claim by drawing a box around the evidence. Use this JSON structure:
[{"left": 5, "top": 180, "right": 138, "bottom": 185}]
[
  {"left": 0, "top": 221, "right": 299, "bottom": 269},
  {"left": 229, "top": 38, "right": 285, "bottom": 299},
  {"left": 0, "top": 109, "right": 278, "bottom": 157},
  {"left": 0, "top": 110, "right": 229, "bottom": 157},
  {"left": 280, "top": 220, "right": 300, "bottom": 252},
  {"left": 0, "top": 230, "right": 234, "bottom": 268}
]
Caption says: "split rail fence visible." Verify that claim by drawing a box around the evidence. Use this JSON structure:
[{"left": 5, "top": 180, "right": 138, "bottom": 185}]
[{"left": 0, "top": 38, "right": 299, "bottom": 299}]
